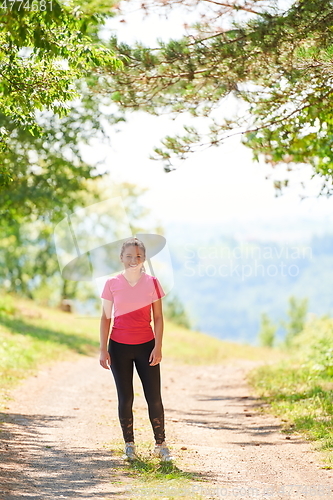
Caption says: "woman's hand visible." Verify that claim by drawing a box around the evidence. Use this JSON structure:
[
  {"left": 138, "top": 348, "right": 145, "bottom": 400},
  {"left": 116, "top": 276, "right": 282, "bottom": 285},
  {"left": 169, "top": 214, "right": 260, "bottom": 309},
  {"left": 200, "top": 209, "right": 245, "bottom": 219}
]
[
  {"left": 100, "top": 349, "right": 111, "bottom": 370},
  {"left": 149, "top": 346, "right": 162, "bottom": 366}
]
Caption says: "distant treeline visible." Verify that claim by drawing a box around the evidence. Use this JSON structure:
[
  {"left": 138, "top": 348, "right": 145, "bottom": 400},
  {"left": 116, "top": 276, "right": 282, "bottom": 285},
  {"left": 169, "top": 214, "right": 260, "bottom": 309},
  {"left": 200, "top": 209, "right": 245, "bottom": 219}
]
[{"left": 169, "top": 232, "right": 333, "bottom": 344}]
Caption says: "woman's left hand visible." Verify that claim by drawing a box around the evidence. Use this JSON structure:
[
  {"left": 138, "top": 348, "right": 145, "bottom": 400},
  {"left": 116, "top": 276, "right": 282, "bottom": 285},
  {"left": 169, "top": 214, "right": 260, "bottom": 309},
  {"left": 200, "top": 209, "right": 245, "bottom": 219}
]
[{"left": 149, "top": 346, "right": 162, "bottom": 366}]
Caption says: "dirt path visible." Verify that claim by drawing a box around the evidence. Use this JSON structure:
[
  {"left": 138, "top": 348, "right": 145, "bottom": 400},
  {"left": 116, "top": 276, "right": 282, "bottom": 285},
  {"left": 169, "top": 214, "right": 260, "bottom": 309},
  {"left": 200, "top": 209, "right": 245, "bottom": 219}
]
[{"left": 1, "top": 354, "right": 333, "bottom": 500}]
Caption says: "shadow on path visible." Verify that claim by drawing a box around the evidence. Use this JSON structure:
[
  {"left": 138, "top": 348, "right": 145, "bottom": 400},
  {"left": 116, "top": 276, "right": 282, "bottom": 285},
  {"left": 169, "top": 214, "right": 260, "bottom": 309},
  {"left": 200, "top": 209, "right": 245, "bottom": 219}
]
[{"left": 0, "top": 412, "right": 130, "bottom": 499}]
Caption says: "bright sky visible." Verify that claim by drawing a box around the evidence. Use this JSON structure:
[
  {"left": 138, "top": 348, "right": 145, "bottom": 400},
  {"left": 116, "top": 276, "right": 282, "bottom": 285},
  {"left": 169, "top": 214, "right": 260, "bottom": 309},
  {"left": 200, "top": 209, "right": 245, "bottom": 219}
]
[{"left": 82, "top": 2, "right": 333, "bottom": 234}]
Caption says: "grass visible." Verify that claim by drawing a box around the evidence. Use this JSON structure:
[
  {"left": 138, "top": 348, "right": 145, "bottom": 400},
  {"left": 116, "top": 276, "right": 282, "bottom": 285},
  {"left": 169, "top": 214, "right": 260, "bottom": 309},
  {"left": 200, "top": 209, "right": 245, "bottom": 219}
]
[
  {"left": 107, "top": 439, "right": 209, "bottom": 500},
  {"left": 161, "top": 322, "right": 284, "bottom": 365},
  {"left": 247, "top": 316, "right": 333, "bottom": 467}
]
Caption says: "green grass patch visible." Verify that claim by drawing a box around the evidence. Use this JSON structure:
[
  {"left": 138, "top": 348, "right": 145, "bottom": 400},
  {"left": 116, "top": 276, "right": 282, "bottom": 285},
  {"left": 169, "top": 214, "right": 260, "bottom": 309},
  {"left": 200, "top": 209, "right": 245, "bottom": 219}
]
[
  {"left": 162, "top": 322, "right": 283, "bottom": 365},
  {"left": 247, "top": 316, "right": 333, "bottom": 467},
  {"left": 109, "top": 440, "right": 206, "bottom": 500}
]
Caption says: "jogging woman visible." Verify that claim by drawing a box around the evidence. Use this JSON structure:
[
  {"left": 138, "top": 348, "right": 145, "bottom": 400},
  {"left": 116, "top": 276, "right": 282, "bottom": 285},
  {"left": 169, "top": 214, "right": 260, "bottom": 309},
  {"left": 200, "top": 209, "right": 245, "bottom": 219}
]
[{"left": 99, "top": 236, "right": 173, "bottom": 462}]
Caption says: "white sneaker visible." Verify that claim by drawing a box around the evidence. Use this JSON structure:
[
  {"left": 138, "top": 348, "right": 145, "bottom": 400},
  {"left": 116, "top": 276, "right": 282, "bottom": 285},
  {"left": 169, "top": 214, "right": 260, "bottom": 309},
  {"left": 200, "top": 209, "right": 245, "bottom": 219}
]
[
  {"left": 153, "top": 441, "right": 174, "bottom": 462},
  {"left": 123, "top": 441, "right": 137, "bottom": 460}
]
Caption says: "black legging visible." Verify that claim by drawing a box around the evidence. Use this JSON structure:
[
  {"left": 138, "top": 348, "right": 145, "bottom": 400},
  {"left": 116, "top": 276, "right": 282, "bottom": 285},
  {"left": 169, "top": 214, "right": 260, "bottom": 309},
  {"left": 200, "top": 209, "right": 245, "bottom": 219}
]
[{"left": 108, "top": 337, "right": 165, "bottom": 445}]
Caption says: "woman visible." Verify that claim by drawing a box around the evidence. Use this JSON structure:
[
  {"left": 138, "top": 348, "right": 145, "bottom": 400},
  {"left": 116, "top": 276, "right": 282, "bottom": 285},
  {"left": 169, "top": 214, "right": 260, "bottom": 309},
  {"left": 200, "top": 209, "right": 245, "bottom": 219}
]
[{"left": 99, "top": 236, "right": 173, "bottom": 462}]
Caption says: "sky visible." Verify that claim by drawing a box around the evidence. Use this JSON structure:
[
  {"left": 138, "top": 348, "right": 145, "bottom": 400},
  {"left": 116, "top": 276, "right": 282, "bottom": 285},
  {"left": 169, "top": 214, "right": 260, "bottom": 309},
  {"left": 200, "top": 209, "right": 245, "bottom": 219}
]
[{"left": 81, "top": 1, "right": 333, "bottom": 238}]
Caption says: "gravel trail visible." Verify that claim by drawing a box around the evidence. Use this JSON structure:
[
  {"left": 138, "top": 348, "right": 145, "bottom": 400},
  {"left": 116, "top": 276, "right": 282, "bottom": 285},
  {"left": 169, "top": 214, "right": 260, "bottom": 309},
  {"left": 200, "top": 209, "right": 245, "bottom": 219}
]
[{"left": 1, "top": 353, "right": 333, "bottom": 500}]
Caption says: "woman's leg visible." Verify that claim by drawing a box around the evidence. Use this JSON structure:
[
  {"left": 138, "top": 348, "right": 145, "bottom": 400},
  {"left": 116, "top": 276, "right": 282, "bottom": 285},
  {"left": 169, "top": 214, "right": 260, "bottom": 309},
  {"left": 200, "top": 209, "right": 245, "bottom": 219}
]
[
  {"left": 108, "top": 339, "right": 135, "bottom": 443},
  {"left": 134, "top": 339, "right": 166, "bottom": 445}
]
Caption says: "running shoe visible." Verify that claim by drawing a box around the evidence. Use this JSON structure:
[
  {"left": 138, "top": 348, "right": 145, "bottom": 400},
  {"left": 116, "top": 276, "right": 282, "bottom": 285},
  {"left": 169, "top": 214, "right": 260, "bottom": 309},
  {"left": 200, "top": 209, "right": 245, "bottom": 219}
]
[
  {"left": 123, "top": 441, "right": 137, "bottom": 460},
  {"left": 153, "top": 441, "right": 174, "bottom": 462}
]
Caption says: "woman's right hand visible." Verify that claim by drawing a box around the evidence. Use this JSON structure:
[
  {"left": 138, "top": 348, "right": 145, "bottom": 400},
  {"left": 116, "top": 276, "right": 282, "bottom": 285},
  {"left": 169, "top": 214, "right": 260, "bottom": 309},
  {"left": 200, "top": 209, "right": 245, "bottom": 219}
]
[{"left": 99, "top": 350, "right": 111, "bottom": 370}]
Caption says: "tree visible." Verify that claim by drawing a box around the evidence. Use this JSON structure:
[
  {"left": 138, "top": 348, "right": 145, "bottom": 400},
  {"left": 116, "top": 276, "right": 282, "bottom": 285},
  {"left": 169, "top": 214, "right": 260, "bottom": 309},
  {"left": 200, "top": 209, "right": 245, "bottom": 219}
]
[
  {"left": 258, "top": 312, "right": 277, "bottom": 347},
  {"left": 163, "top": 292, "right": 191, "bottom": 328},
  {"left": 282, "top": 295, "right": 309, "bottom": 347},
  {"left": 0, "top": 1, "right": 166, "bottom": 306},
  {"left": 0, "top": 0, "right": 123, "bottom": 188},
  {"left": 0, "top": 1, "right": 126, "bottom": 260},
  {"left": 93, "top": 0, "right": 333, "bottom": 196},
  {"left": 0, "top": 179, "right": 162, "bottom": 304},
  {"left": 0, "top": 79, "right": 128, "bottom": 226}
]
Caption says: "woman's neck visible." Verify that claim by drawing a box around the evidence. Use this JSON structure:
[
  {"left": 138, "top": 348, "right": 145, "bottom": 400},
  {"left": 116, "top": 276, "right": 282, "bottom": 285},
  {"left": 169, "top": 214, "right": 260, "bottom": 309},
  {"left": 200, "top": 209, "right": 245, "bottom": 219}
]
[{"left": 122, "top": 269, "right": 143, "bottom": 282}]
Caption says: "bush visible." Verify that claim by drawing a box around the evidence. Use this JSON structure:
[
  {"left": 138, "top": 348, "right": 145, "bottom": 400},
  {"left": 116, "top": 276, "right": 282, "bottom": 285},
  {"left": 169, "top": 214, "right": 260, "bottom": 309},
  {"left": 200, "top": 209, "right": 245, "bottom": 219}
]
[
  {"left": 0, "top": 295, "right": 16, "bottom": 316},
  {"left": 163, "top": 293, "right": 191, "bottom": 328},
  {"left": 290, "top": 316, "right": 333, "bottom": 378},
  {"left": 281, "top": 295, "right": 308, "bottom": 347},
  {"left": 258, "top": 312, "right": 277, "bottom": 347}
]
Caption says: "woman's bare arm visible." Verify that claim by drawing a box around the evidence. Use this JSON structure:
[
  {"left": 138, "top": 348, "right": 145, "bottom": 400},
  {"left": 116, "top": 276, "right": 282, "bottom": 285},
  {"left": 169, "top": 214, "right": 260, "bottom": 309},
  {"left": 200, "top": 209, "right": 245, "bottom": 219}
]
[
  {"left": 149, "top": 299, "right": 164, "bottom": 366},
  {"left": 152, "top": 299, "right": 163, "bottom": 348},
  {"left": 99, "top": 299, "right": 113, "bottom": 369}
]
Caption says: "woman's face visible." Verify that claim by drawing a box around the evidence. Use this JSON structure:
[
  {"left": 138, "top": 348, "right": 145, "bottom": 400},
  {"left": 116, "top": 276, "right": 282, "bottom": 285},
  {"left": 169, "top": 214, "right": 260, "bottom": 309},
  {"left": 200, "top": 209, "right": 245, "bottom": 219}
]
[{"left": 120, "top": 245, "right": 145, "bottom": 271}]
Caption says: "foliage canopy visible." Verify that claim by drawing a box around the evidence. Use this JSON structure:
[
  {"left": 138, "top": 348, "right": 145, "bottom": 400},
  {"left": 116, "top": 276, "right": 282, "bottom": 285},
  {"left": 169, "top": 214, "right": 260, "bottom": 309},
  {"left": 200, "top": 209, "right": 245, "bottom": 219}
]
[
  {"left": 0, "top": 0, "right": 122, "bottom": 188},
  {"left": 95, "top": 0, "right": 333, "bottom": 196}
]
